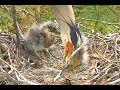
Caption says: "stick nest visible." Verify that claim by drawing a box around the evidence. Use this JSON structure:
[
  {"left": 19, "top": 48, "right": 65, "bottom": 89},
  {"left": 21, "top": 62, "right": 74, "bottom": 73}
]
[{"left": 0, "top": 31, "right": 120, "bottom": 85}]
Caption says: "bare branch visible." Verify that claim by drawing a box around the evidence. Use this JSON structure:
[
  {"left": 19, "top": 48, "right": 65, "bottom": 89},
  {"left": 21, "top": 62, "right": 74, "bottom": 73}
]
[
  {"left": 34, "top": 5, "right": 40, "bottom": 24},
  {"left": 11, "top": 5, "right": 20, "bottom": 56}
]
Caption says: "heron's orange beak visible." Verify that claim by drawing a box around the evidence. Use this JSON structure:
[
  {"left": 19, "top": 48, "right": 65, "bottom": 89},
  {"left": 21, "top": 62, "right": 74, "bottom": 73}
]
[{"left": 63, "top": 41, "right": 76, "bottom": 71}]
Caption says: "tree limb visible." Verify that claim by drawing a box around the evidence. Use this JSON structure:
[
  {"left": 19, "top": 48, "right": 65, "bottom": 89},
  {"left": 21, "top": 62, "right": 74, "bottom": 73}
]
[{"left": 11, "top": 5, "right": 20, "bottom": 56}]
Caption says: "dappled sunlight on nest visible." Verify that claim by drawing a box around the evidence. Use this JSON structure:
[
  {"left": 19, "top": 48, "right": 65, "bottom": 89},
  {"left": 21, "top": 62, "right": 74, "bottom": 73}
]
[{"left": 0, "top": 31, "right": 120, "bottom": 85}]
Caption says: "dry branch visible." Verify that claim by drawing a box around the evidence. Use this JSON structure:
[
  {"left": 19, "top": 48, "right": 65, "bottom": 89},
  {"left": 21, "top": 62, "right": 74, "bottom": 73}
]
[{"left": 11, "top": 5, "right": 20, "bottom": 56}]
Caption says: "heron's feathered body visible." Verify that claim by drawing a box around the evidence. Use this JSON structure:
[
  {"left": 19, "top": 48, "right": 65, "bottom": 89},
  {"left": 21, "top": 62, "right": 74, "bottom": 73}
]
[
  {"left": 53, "top": 5, "right": 89, "bottom": 70},
  {"left": 53, "top": 5, "right": 75, "bottom": 46}
]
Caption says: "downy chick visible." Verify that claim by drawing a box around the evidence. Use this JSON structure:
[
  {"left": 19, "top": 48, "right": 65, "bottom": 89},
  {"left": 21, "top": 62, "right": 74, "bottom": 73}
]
[{"left": 23, "top": 21, "right": 58, "bottom": 61}]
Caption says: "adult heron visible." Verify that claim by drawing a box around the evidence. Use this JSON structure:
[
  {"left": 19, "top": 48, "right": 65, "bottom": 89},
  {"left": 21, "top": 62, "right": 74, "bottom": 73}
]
[{"left": 52, "top": 5, "right": 89, "bottom": 70}]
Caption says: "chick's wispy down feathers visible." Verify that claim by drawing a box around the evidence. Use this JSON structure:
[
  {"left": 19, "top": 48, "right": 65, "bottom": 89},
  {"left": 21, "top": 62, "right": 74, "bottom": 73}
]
[{"left": 23, "top": 21, "right": 58, "bottom": 52}]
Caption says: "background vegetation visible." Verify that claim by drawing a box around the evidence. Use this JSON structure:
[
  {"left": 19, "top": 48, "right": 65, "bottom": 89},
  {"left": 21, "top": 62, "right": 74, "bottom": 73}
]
[{"left": 0, "top": 5, "right": 120, "bottom": 35}]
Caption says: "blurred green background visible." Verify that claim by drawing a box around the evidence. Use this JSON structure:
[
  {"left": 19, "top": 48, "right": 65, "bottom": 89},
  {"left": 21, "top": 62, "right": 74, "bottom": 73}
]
[{"left": 0, "top": 5, "right": 120, "bottom": 34}]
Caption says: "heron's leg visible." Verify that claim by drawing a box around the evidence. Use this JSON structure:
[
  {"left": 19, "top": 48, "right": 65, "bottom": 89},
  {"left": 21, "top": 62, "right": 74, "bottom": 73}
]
[
  {"left": 63, "top": 42, "right": 73, "bottom": 63},
  {"left": 71, "top": 55, "right": 76, "bottom": 71},
  {"left": 63, "top": 45, "right": 69, "bottom": 62}
]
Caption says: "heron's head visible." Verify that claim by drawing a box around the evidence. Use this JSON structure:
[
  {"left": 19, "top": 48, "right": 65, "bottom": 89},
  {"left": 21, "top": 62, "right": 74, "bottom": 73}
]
[{"left": 63, "top": 22, "right": 82, "bottom": 61}]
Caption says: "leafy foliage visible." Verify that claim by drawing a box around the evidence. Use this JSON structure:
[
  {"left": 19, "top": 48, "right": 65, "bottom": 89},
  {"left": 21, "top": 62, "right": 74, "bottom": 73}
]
[
  {"left": 73, "top": 5, "right": 120, "bottom": 34},
  {"left": 0, "top": 5, "right": 120, "bottom": 34}
]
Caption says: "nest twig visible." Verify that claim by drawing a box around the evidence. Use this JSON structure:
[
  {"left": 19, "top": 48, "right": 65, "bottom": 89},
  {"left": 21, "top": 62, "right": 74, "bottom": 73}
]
[{"left": 0, "top": 30, "right": 120, "bottom": 85}]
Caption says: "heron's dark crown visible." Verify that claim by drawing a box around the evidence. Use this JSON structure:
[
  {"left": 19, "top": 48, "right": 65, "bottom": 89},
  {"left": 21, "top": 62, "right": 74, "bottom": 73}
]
[{"left": 69, "top": 23, "right": 81, "bottom": 49}]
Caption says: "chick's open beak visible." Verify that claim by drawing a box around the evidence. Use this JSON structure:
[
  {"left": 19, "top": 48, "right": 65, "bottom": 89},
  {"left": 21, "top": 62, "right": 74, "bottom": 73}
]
[{"left": 63, "top": 41, "right": 76, "bottom": 71}]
